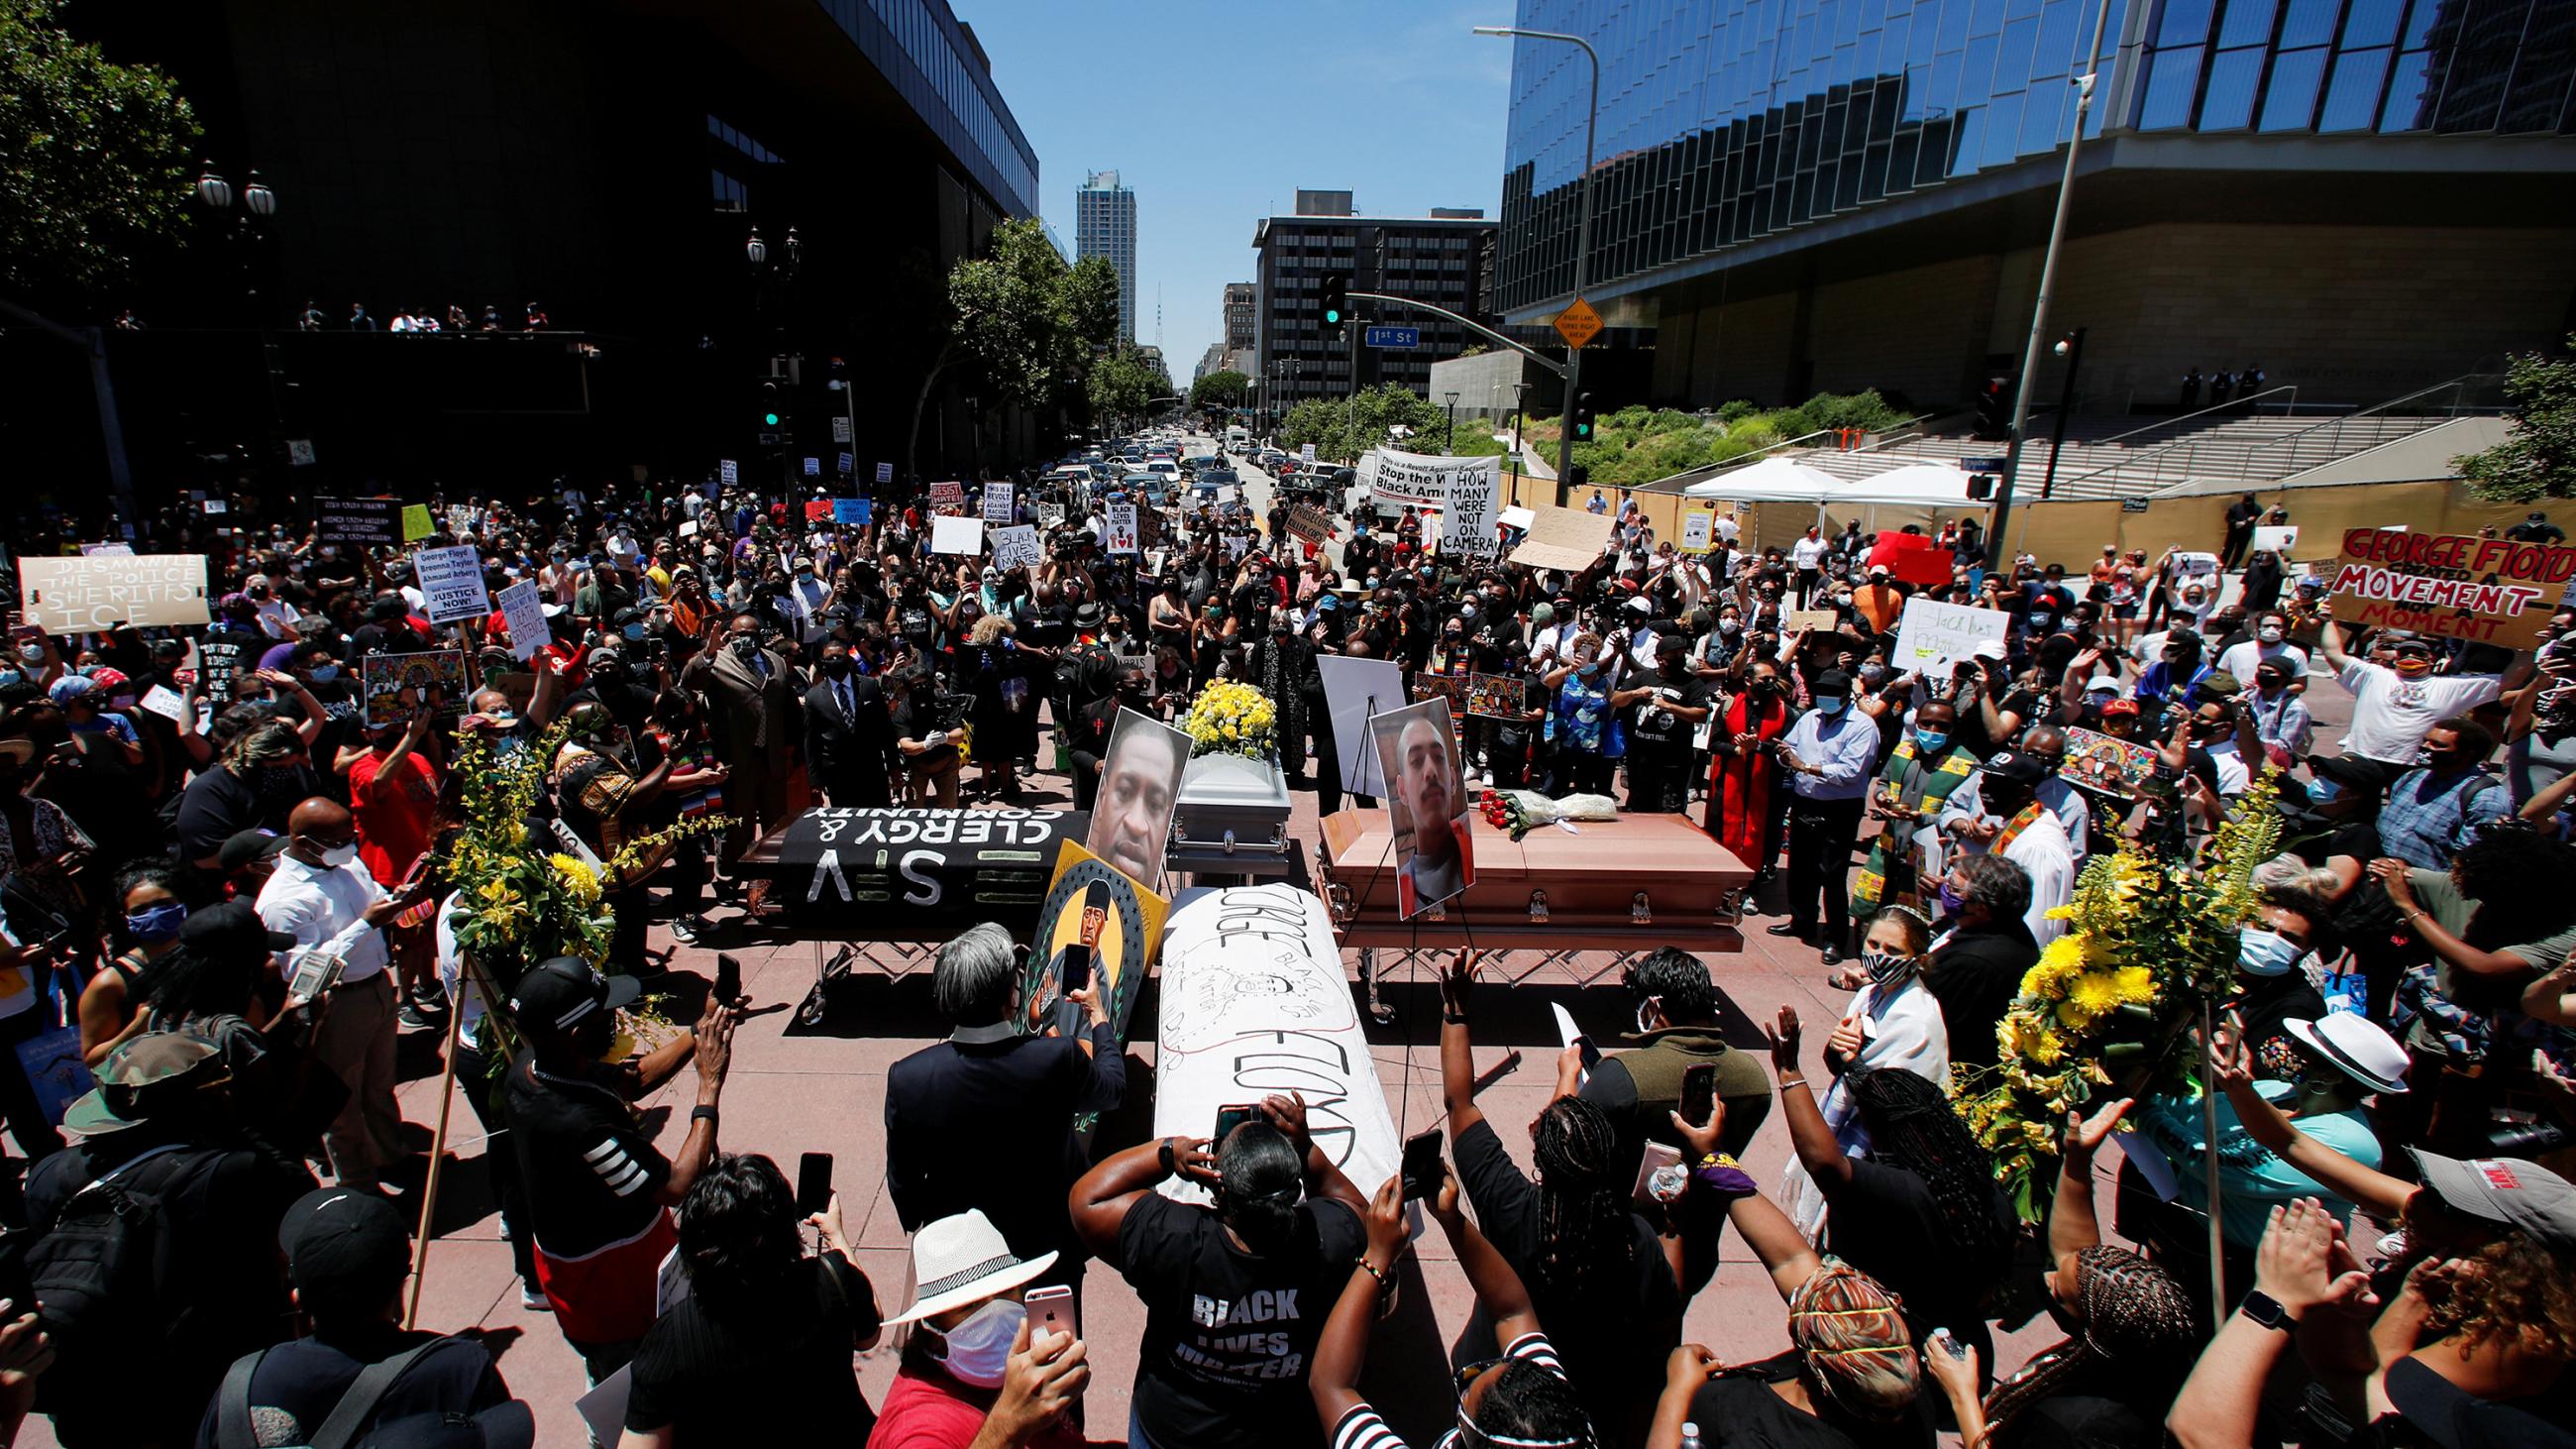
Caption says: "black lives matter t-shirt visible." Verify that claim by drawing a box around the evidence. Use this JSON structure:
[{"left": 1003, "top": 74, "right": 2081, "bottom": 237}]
[{"left": 1118, "top": 1191, "right": 1364, "bottom": 1449}]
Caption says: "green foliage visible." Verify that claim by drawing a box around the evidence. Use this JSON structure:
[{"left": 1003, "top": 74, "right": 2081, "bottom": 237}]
[
  {"left": 2457, "top": 335, "right": 2576, "bottom": 503},
  {"left": 1088, "top": 346, "right": 1167, "bottom": 423},
  {"left": 1276, "top": 385, "right": 1456, "bottom": 464},
  {"left": 1189, "top": 369, "right": 1250, "bottom": 409},
  {"left": 1554, "top": 389, "right": 1906, "bottom": 487},
  {"left": 1718, "top": 399, "right": 1761, "bottom": 423},
  {"left": 0, "top": 0, "right": 201, "bottom": 302},
  {"left": 948, "top": 219, "right": 1121, "bottom": 410}
]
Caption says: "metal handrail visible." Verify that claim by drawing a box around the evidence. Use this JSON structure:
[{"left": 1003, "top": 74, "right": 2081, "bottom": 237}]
[
  {"left": 2075, "top": 385, "right": 2305, "bottom": 451},
  {"left": 2050, "top": 374, "right": 2503, "bottom": 499}
]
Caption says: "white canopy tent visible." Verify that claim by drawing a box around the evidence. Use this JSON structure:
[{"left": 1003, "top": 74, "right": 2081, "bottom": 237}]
[{"left": 1679, "top": 456, "right": 1987, "bottom": 550}]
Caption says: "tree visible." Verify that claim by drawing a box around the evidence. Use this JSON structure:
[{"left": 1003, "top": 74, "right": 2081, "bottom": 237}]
[
  {"left": 1190, "top": 369, "right": 1249, "bottom": 410},
  {"left": 1277, "top": 385, "right": 1451, "bottom": 464},
  {"left": 1, "top": 0, "right": 200, "bottom": 304},
  {"left": 2457, "top": 334, "right": 2576, "bottom": 503},
  {"left": 1088, "top": 346, "right": 1163, "bottom": 426},
  {"left": 907, "top": 220, "right": 1122, "bottom": 478}
]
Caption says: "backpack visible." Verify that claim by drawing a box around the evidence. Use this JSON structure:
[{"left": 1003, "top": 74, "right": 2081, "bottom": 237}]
[
  {"left": 213, "top": 1336, "right": 476, "bottom": 1449},
  {"left": 17, "top": 1142, "right": 202, "bottom": 1404}
]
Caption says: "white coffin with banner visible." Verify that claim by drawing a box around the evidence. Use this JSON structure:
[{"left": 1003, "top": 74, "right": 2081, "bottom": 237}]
[{"left": 1152, "top": 884, "right": 1401, "bottom": 1205}]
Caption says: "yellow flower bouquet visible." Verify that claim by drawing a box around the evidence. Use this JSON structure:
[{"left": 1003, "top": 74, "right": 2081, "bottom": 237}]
[
  {"left": 1954, "top": 771, "right": 2283, "bottom": 1219},
  {"left": 1180, "top": 679, "right": 1278, "bottom": 760}
]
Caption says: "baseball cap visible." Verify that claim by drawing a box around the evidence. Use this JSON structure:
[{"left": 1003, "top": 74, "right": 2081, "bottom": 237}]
[
  {"left": 1970, "top": 639, "right": 2008, "bottom": 662},
  {"left": 47, "top": 675, "right": 97, "bottom": 707},
  {"left": 181, "top": 900, "right": 296, "bottom": 959},
  {"left": 2083, "top": 676, "right": 2122, "bottom": 698},
  {"left": 88, "top": 667, "right": 129, "bottom": 693},
  {"left": 508, "top": 956, "right": 641, "bottom": 1034},
  {"left": 1868, "top": 563, "right": 1889, "bottom": 579},
  {"left": 2194, "top": 671, "right": 2244, "bottom": 701},
  {"left": 1983, "top": 749, "right": 2049, "bottom": 787},
  {"left": 63, "top": 1032, "right": 230, "bottom": 1137},
  {"left": 2099, "top": 697, "right": 2141, "bottom": 718},
  {"left": 2308, "top": 754, "right": 2395, "bottom": 795},
  {"left": 218, "top": 829, "right": 291, "bottom": 872},
  {"left": 279, "top": 1185, "right": 411, "bottom": 1311},
  {"left": 2407, "top": 1149, "right": 2576, "bottom": 1253}
]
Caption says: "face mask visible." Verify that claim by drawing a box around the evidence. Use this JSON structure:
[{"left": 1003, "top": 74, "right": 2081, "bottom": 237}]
[
  {"left": 1913, "top": 728, "right": 1950, "bottom": 754},
  {"left": 125, "top": 903, "right": 187, "bottom": 944},
  {"left": 797, "top": 570, "right": 814, "bottom": 583},
  {"left": 2306, "top": 776, "right": 2341, "bottom": 807},
  {"left": 1834, "top": 593, "right": 1853, "bottom": 605},
  {"left": 315, "top": 841, "right": 359, "bottom": 869},
  {"left": 2257, "top": 625, "right": 2283, "bottom": 643},
  {"left": 823, "top": 656, "right": 852, "bottom": 677},
  {"left": 1635, "top": 998, "right": 1663, "bottom": 1034},
  {"left": 16, "top": 645, "right": 43, "bottom": 665},
  {"left": 1859, "top": 663, "right": 1884, "bottom": 683},
  {"left": 307, "top": 664, "right": 341, "bottom": 683},
  {"left": 1577, "top": 662, "right": 1600, "bottom": 679},
  {"left": 1937, "top": 881, "right": 1966, "bottom": 917},
  {"left": 1862, "top": 951, "right": 1916, "bottom": 985},
  {"left": 1815, "top": 696, "right": 1848, "bottom": 716},
  {"left": 2237, "top": 928, "right": 2303, "bottom": 978},
  {"left": 731, "top": 636, "right": 762, "bottom": 662},
  {"left": 0, "top": 672, "right": 16, "bottom": 690},
  {"left": 1719, "top": 618, "right": 1742, "bottom": 635},
  {"left": 930, "top": 1298, "right": 1025, "bottom": 1389}
]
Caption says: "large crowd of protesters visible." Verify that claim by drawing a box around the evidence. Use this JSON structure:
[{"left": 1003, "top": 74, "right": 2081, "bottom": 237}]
[{"left": 0, "top": 427, "right": 2562, "bottom": 1449}]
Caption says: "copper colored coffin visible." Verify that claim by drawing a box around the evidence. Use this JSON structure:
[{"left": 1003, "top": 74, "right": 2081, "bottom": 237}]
[{"left": 1316, "top": 810, "right": 1751, "bottom": 952}]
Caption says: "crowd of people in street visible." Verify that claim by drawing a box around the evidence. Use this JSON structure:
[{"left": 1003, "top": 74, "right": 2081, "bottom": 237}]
[{"left": 0, "top": 426, "right": 2563, "bottom": 1449}]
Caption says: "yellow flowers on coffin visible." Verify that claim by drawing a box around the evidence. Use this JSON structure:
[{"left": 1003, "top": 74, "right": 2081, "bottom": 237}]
[
  {"left": 2112, "top": 965, "right": 2157, "bottom": 1004},
  {"left": 551, "top": 853, "right": 602, "bottom": 908},
  {"left": 1181, "top": 680, "right": 1279, "bottom": 760},
  {"left": 2023, "top": 933, "right": 2092, "bottom": 998}
]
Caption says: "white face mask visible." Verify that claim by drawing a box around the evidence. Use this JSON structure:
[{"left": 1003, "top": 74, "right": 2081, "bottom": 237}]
[
  {"left": 317, "top": 841, "right": 359, "bottom": 869},
  {"left": 929, "top": 1297, "right": 1024, "bottom": 1389}
]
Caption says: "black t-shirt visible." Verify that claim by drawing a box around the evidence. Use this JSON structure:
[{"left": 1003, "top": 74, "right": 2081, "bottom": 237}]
[
  {"left": 196, "top": 1328, "right": 509, "bottom": 1449},
  {"left": 1453, "top": 1119, "right": 1680, "bottom": 1442},
  {"left": 502, "top": 1059, "right": 669, "bottom": 1258},
  {"left": 1686, "top": 1353, "right": 1936, "bottom": 1448},
  {"left": 1630, "top": 671, "right": 1710, "bottom": 749},
  {"left": 1825, "top": 1160, "right": 2011, "bottom": 1362},
  {"left": 1116, "top": 1191, "right": 1363, "bottom": 1449},
  {"left": 625, "top": 1252, "right": 881, "bottom": 1441}
]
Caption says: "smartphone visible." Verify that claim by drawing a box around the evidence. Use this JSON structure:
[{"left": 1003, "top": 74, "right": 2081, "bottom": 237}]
[
  {"left": 1631, "top": 1141, "right": 1683, "bottom": 1201},
  {"left": 1214, "top": 1102, "right": 1261, "bottom": 1144},
  {"left": 1400, "top": 1128, "right": 1445, "bottom": 1201},
  {"left": 1576, "top": 1036, "right": 1602, "bottom": 1073},
  {"left": 396, "top": 851, "right": 435, "bottom": 893},
  {"left": 1680, "top": 1063, "right": 1718, "bottom": 1128},
  {"left": 1025, "top": 1283, "right": 1075, "bottom": 1341},
  {"left": 1062, "top": 879, "right": 1109, "bottom": 996},
  {"left": 796, "top": 1152, "right": 833, "bottom": 1217},
  {"left": 714, "top": 952, "right": 742, "bottom": 1005},
  {"left": 286, "top": 947, "right": 346, "bottom": 1001}
]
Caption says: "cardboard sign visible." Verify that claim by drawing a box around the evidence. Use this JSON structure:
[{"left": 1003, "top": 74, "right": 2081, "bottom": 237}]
[
  {"left": 929, "top": 481, "right": 965, "bottom": 508},
  {"left": 1680, "top": 510, "right": 1714, "bottom": 554},
  {"left": 2252, "top": 524, "right": 2298, "bottom": 555},
  {"left": 411, "top": 544, "right": 489, "bottom": 623},
  {"left": 317, "top": 498, "right": 401, "bottom": 547},
  {"left": 1444, "top": 458, "right": 1502, "bottom": 562},
  {"left": 983, "top": 482, "right": 1016, "bottom": 523},
  {"left": 492, "top": 578, "right": 549, "bottom": 662},
  {"left": 990, "top": 523, "right": 1042, "bottom": 573},
  {"left": 399, "top": 504, "right": 435, "bottom": 542},
  {"left": 1021, "top": 839, "right": 1169, "bottom": 1048},
  {"left": 1508, "top": 504, "right": 1614, "bottom": 571},
  {"left": 1786, "top": 609, "right": 1841, "bottom": 634},
  {"left": 1466, "top": 673, "right": 1529, "bottom": 719},
  {"left": 1286, "top": 504, "right": 1334, "bottom": 544},
  {"left": 1891, "top": 596, "right": 2011, "bottom": 677},
  {"left": 2168, "top": 550, "right": 2221, "bottom": 608},
  {"left": 876, "top": 461, "right": 895, "bottom": 484},
  {"left": 2061, "top": 724, "right": 2158, "bottom": 796},
  {"left": 1036, "top": 502, "right": 1067, "bottom": 529},
  {"left": 2329, "top": 527, "right": 2576, "bottom": 648},
  {"left": 929, "top": 516, "right": 984, "bottom": 556},
  {"left": 361, "top": 649, "right": 470, "bottom": 727},
  {"left": 19, "top": 554, "right": 210, "bottom": 632},
  {"left": 832, "top": 499, "right": 871, "bottom": 526},
  {"left": 1105, "top": 502, "right": 1139, "bottom": 556}
]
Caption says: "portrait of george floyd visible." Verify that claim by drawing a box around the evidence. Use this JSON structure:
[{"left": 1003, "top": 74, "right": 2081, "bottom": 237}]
[
  {"left": 1085, "top": 707, "right": 1192, "bottom": 888},
  {"left": 1368, "top": 698, "right": 1475, "bottom": 919}
]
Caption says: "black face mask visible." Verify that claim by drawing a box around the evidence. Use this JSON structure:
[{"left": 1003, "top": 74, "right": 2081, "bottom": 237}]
[{"left": 822, "top": 656, "right": 852, "bottom": 677}]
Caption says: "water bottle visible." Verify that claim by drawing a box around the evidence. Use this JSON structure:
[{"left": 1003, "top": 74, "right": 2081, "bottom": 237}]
[{"left": 1680, "top": 1423, "right": 1702, "bottom": 1449}]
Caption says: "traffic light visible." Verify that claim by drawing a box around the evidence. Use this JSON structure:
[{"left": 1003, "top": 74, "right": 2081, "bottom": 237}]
[
  {"left": 1974, "top": 376, "right": 2012, "bottom": 440},
  {"left": 1569, "top": 392, "right": 1595, "bottom": 442},
  {"left": 1966, "top": 472, "right": 1997, "bottom": 501},
  {"left": 758, "top": 381, "right": 788, "bottom": 447},
  {"left": 1566, "top": 464, "right": 1589, "bottom": 490},
  {"left": 1320, "top": 275, "right": 1346, "bottom": 327}
]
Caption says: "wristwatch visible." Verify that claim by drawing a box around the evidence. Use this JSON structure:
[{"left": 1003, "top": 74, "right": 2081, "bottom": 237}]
[
  {"left": 1156, "top": 1137, "right": 1176, "bottom": 1174},
  {"left": 2238, "top": 1289, "right": 2299, "bottom": 1333}
]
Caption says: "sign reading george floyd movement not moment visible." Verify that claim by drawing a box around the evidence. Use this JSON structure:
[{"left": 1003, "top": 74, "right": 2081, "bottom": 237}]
[{"left": 2329, "top": 527, "right": 2576, "bottom": 648}]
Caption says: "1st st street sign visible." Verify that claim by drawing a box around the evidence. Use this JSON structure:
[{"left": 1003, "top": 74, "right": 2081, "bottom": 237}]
[{"left": 1363, "top": 326, "right": 1420, "bottom": 349}]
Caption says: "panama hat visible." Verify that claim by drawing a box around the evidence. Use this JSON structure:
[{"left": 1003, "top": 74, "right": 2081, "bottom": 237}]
[
  {"left": 885, "top": 1208, "right": 1057, "bottom": 1325},
  {"left": 2284, "top": 1013, "right": 2410, "bottom": 1096}
]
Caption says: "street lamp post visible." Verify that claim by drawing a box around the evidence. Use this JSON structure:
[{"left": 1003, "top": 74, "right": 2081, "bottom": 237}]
[
  {"left": 2036, "top": 327, "right": 2088, "bottom": 502},
  {"left": 1510, "top": 380, "right": 1532, "bottom": 503},
  {"left": 1988, "top": 0, "right": 2115, "bottom": 557},
  {"left": 1444, "top": 391, "right": 1459, "bottom": 453},
  {"left": 1475, "top": 25, "right": 1599, "bottom": 507},
  {"left": 192, "top": 162, "right": 277, "bottom": 317}
]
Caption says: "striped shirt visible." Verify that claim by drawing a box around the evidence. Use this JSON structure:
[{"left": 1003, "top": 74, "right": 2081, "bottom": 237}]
[{"left": 1329, "top": 1333, "right": 1566, "bottom": 1449}]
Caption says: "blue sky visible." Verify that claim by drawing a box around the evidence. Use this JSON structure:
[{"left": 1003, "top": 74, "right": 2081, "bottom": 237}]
[{"left": 961, "top": 0, "right": 1518, "bottom": 383}]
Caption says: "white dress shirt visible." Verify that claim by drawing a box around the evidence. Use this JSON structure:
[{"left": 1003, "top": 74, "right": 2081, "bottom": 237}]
[
  {"left": 257, "top": 853, "right": 390, "bottom": 982},
  {"left": 2002, "top": 808, "right": 2077, "bottom": 946},
  {"left": 1781, "top": 710, "right": 1881, "bottom": 801}
]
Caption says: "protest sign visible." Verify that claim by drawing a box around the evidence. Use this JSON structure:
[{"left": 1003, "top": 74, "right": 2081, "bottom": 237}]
[
  {"left": 411, "top": 544, "right": 489, "bottom": 623},
  {"left": 1105, "top": 502, "right": 1139, "bottom": 556},
  {"left": 832, "top": 499, "right": 871, "bottom": 526},
  {"left": 2328, "top": 527, "right": 2576, "bottom": 648},
  {"left": 804, "top": 499, "right": 833, "bottom": 522},
  {"left": 446, "top": 505, "right": 476, "bottom": 537},
  {"left": 1301, "top": 443, "right": 1317, "bottom": 464},
  {"left": 802, "top": 457, "right": 819, "bottom": 478},
  {"left": 317, "top": 498, "right": 401, "bottom": 547},
  {"left": 493, "top": 579, "right": 549, "bottom": 662},
  {"left": 1786, "top": 609, "right": 1841, "bottom": 634},
  {"left": 2167, "top": 551, "right": 2220, "bottom": 608},
  {"left": 78, "top": 543, "right": 133, "bottom": 557},
  {"left": 719, "top": 459, "right": 739, "bottom": 486},
  {"left": 930, "top": 516, "right": 984, "bottom": 556},
  {"left": 876, "top": 461, "right": 894, "bottom": 484},
  {"left": 1508, "top": 504, "right": 1614, "bottom": 571},
  {"left": 1036, "top": 502, "right": 1066, "bottom": 529},
  {"left": 1286, "top": 504, "right": 1334, "bottom": 545},
  {"left": 1466, "top": 674, "right": 1528, "bottom": 720},
  {"left": 1869, "top": 530, "right": 1954, "bottom": 587},
  {"left": 929, "top": 481, "right": 965, "bottom": 508},
  {"left": 837, "top": 451, "right": 854, "bottom": 476},
  {"left": 832, "top": 415, "right": 852, "bottom": 444},
  {"left": 362, "top": 649, "right": 472, "bottom": 727},
  {"left": 1679, "top": 510, "right": 1714, "bottom": 553},
  {"left": 399, "top": 504, "right": 435, "bottom": 542},
  {"left": 1411, "top": 673, "right": 1466, "bottom": 715},
  {"left": 1442, "top": 458, "right": 1502, "bottom": 562},
  {"left": 286, "top": 438, "right": 315, "bottom": 467},
  {"left": 2253, "top": 524, "right": 2298, "bottom": 555},
  {"left": 991, "top": 524, "right": 1042, "bottom": 573},
  {"left": 198, "top": 637, "right": 249, "bottom": 705},
  {"left": 983, "top": 482, "right": 1017, "bottom": 524},
  {"left": 1360, "top": 447, "right": 1491, "bottom": 514},
  {"left": 1891, "top": 596, "right": 2011, "bottom": 677},
  {"left": 2061, "top": 725, "right": 2158, "bottom": 796},
  {"left": 20, "top": 554, "right": 210, "bottom": 632}
]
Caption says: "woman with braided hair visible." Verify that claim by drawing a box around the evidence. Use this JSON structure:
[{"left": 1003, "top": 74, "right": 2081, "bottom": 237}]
[
  {"left": 1442, "top": 947, "right": 1684, "bottom": 1446},
  {"left": 1774, "top": 907, "right": 1953, "bottom": 1242}
]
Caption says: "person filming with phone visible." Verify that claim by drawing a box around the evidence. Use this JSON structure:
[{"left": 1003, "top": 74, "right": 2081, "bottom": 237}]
[{"left": 868, "top": 1209, "right": 1093, "bottom": 1449}]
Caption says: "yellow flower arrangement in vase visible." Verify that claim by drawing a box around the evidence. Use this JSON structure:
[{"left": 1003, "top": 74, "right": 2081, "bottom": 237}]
[{"left": 1180, "top": 680, "right": 1279, "bottom": 760}]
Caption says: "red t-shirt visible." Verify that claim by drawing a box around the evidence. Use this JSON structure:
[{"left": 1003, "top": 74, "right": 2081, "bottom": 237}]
[
  {"left": 864, "top": 1369, "right": 1092, "bottom": 1449},
  {"left": 348, "top": 748, "right": 441, "bottom": 887}
]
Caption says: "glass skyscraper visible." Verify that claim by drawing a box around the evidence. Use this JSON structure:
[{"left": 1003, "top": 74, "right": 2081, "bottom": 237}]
[
  {"left": 1497, "top": 0, "right": 2574, "bottom": 318},
  {"left": 1078, "top": 170, "right": 1140, "bottom": 346}
]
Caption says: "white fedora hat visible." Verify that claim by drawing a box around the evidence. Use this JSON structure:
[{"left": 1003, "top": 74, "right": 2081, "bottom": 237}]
[
  {"left": 2284, "top": 1013, "right": 2410, "bottom": 1096},
  {"left": 885, "top": 1209, "right": 1058, "bottom": 1325}
]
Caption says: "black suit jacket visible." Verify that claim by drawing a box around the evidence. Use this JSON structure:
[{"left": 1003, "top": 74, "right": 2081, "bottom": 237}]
[
  {"left": 1925, "top": 917, "right": 2040, "bottom": 1068},
  {"left": 883, "top": 1027, "right": 1126, "bottom": 1263},
  {"left": 803, "top": 674, "right": 895, "bottom": 807}
]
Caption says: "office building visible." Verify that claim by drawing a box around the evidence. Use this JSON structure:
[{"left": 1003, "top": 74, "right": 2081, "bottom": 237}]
[
  {"left": 1224, "top": 282, "right": 1258, "bottom": 354},
  {"left": 40, "top": 0, "right": 1041, "bottom": 499},
  {"left": 1078, "top": 169, "right": 1140, "bottom": 345},
  {"left": 1494, "top": 0, "right": 2576, "bottom": 413},
  {"left": 1252, "top": 196, "right": 1498, "bottom": 408}
]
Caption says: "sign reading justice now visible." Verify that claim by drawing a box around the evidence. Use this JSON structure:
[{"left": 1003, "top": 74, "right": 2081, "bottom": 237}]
[{"left": 2329, "top": 528, "right": 2576, "bottom": 648}]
